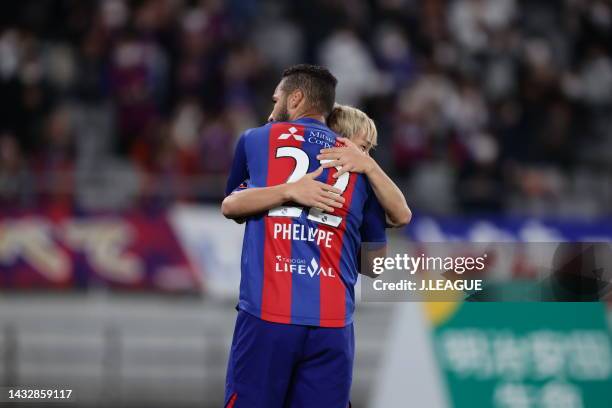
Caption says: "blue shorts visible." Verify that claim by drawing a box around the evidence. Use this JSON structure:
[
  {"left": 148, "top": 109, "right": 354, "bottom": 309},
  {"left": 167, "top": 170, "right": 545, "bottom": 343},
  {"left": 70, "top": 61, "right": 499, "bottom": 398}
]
[{"left": 224, "top": 310, "right": 354, "bottom": 408}]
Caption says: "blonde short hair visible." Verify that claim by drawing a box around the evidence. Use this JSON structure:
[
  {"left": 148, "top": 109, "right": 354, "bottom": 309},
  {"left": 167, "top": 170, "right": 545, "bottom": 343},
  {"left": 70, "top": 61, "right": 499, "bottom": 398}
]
[{"left": 327, "top": 104, "right": 378, "bottom": 150}]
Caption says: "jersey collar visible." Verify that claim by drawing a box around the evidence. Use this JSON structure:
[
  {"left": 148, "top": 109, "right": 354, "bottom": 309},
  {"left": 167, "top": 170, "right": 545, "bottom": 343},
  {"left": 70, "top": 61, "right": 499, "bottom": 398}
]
[{"left": 294, "top": 117, "right": 326, "bottom": 126}]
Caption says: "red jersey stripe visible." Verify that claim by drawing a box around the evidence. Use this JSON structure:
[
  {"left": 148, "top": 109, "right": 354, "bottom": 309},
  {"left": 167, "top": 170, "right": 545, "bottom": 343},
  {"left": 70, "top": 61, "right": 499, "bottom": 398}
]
[
  {"left": 226, "top": 393, "right": 238, "bottom": 408},
  {"left": 319, "top": 170, "right": 358, "bottom": 327},
  {"left": 261, "top": 123, "right": 305, "bottom": 323}
]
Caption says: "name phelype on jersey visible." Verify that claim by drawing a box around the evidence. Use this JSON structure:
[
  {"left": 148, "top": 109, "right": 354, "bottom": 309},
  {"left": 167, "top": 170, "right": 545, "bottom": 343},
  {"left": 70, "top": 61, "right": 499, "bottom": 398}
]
[{"left": 273, "top": 222, "right": 334, "bottom": 248}]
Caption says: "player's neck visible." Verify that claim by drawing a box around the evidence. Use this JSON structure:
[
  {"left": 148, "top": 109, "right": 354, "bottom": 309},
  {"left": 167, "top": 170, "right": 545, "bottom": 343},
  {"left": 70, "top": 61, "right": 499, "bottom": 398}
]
[{"left": 293, "top": 112, "right": 326, "bottom": 124}]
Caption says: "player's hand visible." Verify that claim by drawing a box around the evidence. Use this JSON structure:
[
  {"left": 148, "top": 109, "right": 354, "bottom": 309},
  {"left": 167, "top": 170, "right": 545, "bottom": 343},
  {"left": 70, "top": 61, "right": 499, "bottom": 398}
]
[
  {"left": 317, "top": 137, "right": 375, "bottom": 178},
  {"left": 285, "top": 166, "right": 345, "bottom": 212}
]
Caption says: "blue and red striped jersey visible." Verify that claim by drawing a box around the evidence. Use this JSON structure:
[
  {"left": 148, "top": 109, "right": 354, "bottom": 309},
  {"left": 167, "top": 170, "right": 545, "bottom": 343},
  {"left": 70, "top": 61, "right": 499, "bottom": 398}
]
[{"left": 226, "top": 117, "right": 386, "bottom": 327}]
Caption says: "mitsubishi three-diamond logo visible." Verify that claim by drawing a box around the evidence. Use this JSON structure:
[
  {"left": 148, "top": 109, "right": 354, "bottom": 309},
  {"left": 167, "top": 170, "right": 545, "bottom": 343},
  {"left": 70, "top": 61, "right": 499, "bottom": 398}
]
[{"left": 278, "top": 126, "right": 304, "bottom": 141}]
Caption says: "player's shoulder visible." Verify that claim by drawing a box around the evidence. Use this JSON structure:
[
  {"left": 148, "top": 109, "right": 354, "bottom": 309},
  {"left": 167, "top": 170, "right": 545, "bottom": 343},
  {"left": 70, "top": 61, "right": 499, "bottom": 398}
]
[{"left": 240, "top": 123, "right": 273, "bottom": 141}]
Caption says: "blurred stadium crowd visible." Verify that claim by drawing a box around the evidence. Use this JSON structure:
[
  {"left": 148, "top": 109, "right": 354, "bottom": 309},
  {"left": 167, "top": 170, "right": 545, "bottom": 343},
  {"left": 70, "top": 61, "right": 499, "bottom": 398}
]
[{"left": 1, "top": 0, "right": 611, "bottom": 216}]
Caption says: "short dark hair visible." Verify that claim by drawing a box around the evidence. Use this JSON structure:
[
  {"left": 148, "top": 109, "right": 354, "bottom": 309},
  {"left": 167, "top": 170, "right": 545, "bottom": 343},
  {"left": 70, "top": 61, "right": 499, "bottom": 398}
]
[{"left": 281, "top": 64, "right": 338, "bottom": 117}]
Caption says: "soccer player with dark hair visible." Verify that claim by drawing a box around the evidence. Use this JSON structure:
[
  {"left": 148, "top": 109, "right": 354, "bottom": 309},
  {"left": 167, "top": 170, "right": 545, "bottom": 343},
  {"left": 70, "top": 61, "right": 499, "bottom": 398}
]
[{"left": 221, "top": 64, "right": 408, "bottom": 407}]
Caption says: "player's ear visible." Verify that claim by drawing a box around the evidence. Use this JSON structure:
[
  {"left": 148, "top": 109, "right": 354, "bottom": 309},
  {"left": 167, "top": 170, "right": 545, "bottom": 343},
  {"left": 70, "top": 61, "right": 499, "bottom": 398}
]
[{"left": 289, "top": 89, "right": 304, "bottom": 109}]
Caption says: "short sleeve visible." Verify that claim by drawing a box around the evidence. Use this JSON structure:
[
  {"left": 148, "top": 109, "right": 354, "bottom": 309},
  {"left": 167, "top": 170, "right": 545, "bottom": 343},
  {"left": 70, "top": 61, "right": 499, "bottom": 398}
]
[
  {"left": 225, "top": 134, "right": 249, "bottom": 197},
  {"left": 229, "top": 181, "right": 249, "bottom": 195}
]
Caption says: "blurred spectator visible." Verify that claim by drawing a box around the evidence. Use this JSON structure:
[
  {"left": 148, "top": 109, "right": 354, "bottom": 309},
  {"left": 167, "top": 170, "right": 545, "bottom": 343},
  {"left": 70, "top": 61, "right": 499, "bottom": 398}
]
[
  {"left": 32, "top": 106, "right": 75, "bottom": 211},
  {"left": 109, "top": 34, "right": 165, "bottom": 155},
  {"left": 319, "top": 29, "right": 382, "bottom": 105},
  {"left": 449, "top": 0, "right": 517, "bottom": 54},
  {"left": 0, "top": 132, "right": 33, "bottom": 207},
  {"left": 374, "top": 24, "right": 417, "bottom": 89}
]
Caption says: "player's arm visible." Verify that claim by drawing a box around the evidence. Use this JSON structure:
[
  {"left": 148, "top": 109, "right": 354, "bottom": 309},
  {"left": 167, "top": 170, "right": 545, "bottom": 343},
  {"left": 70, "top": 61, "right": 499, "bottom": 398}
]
[
  {"left": 367, "top": 162, "right": 412, "bottom": 227},
  {"left": 318, "top": 137, "right": 411, "bottom": 228},
  {"left": 221, "top": 167, "right": 345, "bottom": 219}
]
